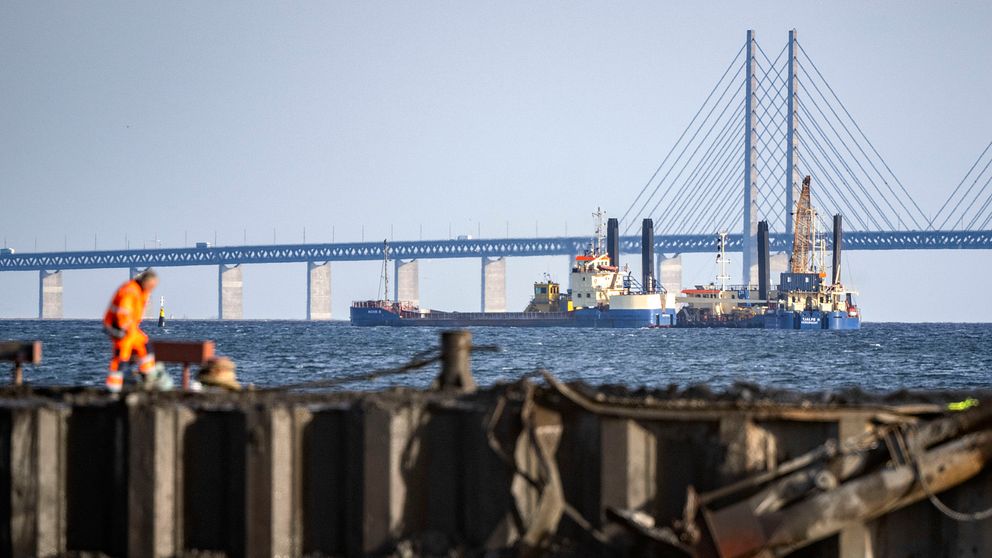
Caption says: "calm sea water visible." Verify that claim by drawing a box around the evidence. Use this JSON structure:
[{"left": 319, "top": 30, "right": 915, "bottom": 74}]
[{"left": 0, "top": 320, "right": 989, "bottom": 393}]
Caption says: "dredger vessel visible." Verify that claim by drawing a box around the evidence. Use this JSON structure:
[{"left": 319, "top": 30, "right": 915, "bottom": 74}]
[
  {"left": 350, "top": 212, "right": 676, "bottom": 328},
  {"left": 676, "top": 176, "right": 861, "bottom": 330}
]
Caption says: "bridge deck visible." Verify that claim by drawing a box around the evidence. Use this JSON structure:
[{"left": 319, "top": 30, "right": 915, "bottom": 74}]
[{"left": 1, "top": 231, "right": 990, "bottom": 272}]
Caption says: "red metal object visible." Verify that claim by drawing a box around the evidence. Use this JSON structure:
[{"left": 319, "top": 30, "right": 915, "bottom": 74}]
[
  {"left": 0, "top": 341, "right": 42, "bottom": 386},
  {"left": 703, "top": 503, "right": 768, "bottom": 558},
  {"left": 151, "top": 340, "right": 215, "bottom": 391}
]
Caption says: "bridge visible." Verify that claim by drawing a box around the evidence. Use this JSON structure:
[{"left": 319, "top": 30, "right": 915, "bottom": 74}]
[{"left": 5, "top": 29, "right": 992, "bottom": 319}]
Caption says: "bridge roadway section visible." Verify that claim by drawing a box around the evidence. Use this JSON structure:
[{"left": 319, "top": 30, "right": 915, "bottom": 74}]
[{"left": 5, "top": 230, "right": 991, "bottom": 319}]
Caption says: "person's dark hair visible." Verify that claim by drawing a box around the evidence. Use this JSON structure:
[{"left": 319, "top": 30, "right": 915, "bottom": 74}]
[{"left": 134, "top": 269, "right": 157, "bottom": 287}]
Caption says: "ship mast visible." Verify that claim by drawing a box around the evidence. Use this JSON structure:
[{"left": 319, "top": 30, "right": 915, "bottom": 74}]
[
  {"left": 592, "top": 207, "right": 606, "bottom": 255},
  {"left": 716, "top": 230, "right": 731, "bottom": 290},
  {"left": 381, "top": 239, "right": 391, "bottom": 302}
]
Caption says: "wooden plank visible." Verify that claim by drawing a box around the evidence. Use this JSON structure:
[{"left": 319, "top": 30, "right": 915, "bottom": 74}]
[
  {"left": 0, "top": 341, "right": 41, "bottom": 364},
  {"left": 151, "top": 341, "right": 214, "bottom": 364}
]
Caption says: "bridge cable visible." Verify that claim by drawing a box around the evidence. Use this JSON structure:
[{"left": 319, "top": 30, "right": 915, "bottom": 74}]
[
  {"left": 666, "top": 131, "right": 746, "bottom": 236},
  {"left": 931, "top": 140, "right": 992, "bottom": 228},
  {"left": 660, "top": 130, "right": 744, "bottom": 236},
  {"left": 688, "top": 149, "right": 748, "bottom": 236},
  {"left": 796, "top": 148, "right": 875, "bottom": 231},
  {"left": 965, "top": 171, "right": 992, "bottom": 229},
  {"left": 796, "top": 70, "right": 910, "bottom": 228},
  {"left": 797, "top": 110, "right": 886, "bottom": 231},
  {"left": 637, "top": 75, "right": 746, "bottom": 233},
  {"left": 947, "top": 147, "right": 992, "bottom": 229},
  {"left": 683, "top": 141, "right": 750, "bottom": 235},
  {"left": 798, "top": 103, "right": 894, "bottom": 230},
  {"left": 951, "top": 154, "right": 992, "bottom": 229},
  {"left": 797, "top": 99, "right": 897, "bottom": 229},
  {"left": 799, "top": 42, "right": 930, "bottom": 226},
  {"left": 712, "top": 171, "right": 750, "bottom": 235},
  {"left": 655, "top": 107, "right": 745, "bottom": 235},
  {"left": 797, "top": 62, "right": 919, "bottom": 229},
  {"left": 797, "top": 125, "right": 883, "bottom": 230},
  {"left": 638, "top": 77, "right": 747, "bottom": 233},
  {"left": 653, "top": 100, "right": 747, "bottom": 234},
  {"left": 621, "top": 45, "right": 745, "bottom": 230},
  {"left": 622, "top": 45, "right": 745, "bottom": 228},
  {"left": 754, "top": 42, "right": 792, "bottom": 228},
  {"left": 797, "top": 151, "right": 862, "bottom": 230},
  {"left": 721, "top": 204, "right": 747, "bottom": 240},
  {"left": 796, "top": 115, "right": 882, "bottom": 231},
  {"left": 673, "top": 130, "right": 749, "bottom": 235},
  {"left": 796, "top": 60, "right": 926, "bottom": 228},
  {"left": 646, "top": 118, "right": 743, "bottom": 238}
]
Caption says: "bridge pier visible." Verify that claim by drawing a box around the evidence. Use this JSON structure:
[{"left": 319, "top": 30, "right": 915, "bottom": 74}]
[
  {"left": 218, "top": 264, "right": 243, "bottom": 320},
  {"left": 770, "top": 252, "right": 788, "bottom": 284},
  {"left": 38, "top": 270, "right": 63, "bottom": 320},
  {"left": 481, "top": 257, "right": 506, "bottom": 313},
  {"left": 306, "top": 262, "right": 332, "bottom": 321},
  {"left": 657, "top": 254, "right": 682, "bottom": 307},
  {"left": 394, "top": 259, "right": 419, "bottom": 306}
]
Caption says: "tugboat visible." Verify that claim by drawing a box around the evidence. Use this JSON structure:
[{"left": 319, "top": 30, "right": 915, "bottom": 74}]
[
  {"left": 676, "top": 176, "right": 861, "bottom": 330},
  {"left": 350, "top": 211, "right": 676, "bottom": 328}
]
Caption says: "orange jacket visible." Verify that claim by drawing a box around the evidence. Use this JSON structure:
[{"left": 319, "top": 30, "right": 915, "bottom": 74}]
[{"left": 103, "top": 280, "right": 150, "bottom": 338}]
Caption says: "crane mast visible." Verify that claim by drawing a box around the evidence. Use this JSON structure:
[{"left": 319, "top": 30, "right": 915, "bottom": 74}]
[{"left": 790, "top": 176, "right": 815, "bottom": 273}]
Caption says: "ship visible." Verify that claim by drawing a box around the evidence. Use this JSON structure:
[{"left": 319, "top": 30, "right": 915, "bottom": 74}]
[
  {"left": 676, "top": 176, "right": 861, "bottom": 330},
  {"left": 350, "top": 211, "right": 676, "bottom": 328}
]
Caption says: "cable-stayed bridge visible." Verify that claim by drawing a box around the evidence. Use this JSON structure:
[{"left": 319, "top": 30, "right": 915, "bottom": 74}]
[
  {"left": 3, "top": 29, "right": 991, "bottom": 319},
  {"left": 620, "top": 29, "right": 992, "bottom": 284}
]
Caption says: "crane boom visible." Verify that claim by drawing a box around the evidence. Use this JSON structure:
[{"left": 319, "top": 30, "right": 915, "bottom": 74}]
[{"left": 791, "top": 176, "right": 814, "bottom": 273}]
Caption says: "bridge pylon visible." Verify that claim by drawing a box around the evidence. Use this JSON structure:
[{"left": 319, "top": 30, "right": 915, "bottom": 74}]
[
  {"left": 785, "top": 28, "right": 800, "bottom": 248},
  {"left": 742, "top": 30, "right": 759, "bottom": 286}
]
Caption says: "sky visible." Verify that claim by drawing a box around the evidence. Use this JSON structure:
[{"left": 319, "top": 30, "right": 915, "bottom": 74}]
[{"left": 1, "top": 1, "right": 991, "bottom": 321}]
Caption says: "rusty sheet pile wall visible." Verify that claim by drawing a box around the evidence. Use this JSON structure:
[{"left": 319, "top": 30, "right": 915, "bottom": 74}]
[{"left": 0, "top": 385, "right": 990, "bottom": 557}]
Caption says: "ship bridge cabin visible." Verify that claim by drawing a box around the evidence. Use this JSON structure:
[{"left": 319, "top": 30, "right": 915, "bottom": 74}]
[
  {"left": 525, "top": 279, "right": 569, "bottom": 313},
  {"left": 569, "top": 254, "right": 625, "bottom": 309}
]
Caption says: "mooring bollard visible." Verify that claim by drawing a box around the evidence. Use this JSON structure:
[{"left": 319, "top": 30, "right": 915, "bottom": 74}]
[
  {"left": 151, "top": 340, "right": 215, "bottom": 390},
  {"left": 0, "top": 341, "right": 42, "bottom": 386},
  {"left": 438, "top": 330, "right": 477, "bottom": 392}
]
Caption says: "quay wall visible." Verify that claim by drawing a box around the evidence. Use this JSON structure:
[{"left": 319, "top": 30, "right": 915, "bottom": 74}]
[{"left": 0, "top": 386, "right": 988, "bottom": 557}]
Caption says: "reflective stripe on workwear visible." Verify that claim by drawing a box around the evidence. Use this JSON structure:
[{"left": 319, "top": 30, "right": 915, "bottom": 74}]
[
  {"left": 138, "top": 353, "right": 156, "bottom": 373},
  {"left": 106, "top": 371, "right": 124, "bottom": 393}
]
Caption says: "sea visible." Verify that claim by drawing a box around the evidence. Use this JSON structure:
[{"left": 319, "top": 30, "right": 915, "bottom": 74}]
[{"left": 0, "top": 320, "right": 989, "bottom": 394}]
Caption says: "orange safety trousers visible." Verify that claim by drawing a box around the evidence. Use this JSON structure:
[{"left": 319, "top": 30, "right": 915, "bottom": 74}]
[
  {"left": 110, "top": 329, "right": 154, "bottom": 372},
  {"left": 106, "top": 330, "right": 156, "bottom": 392}
]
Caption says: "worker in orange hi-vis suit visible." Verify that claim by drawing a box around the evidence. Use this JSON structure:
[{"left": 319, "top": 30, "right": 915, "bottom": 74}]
[{"left": 102, "top": 269, "right": 159, "bottom": 393}]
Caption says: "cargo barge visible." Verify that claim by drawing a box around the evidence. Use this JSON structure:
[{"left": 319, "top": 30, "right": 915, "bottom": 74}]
[
  {"left": 351, "top": 212, "right": 676, "bottom": 328},
  {"left": 676, "top": 176, "right": 861, "bottom": 330}
]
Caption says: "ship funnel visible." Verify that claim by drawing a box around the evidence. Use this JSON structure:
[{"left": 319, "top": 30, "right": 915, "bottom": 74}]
[
  {"left": 757, "top": 220, "right": 770, "bottom": 301},
  {"left": 607, "top": 218, "right": 620, "bottom": 267},
  {"left": 832, "top": 214, "right": 842, "bottom": 285},
  {"left": 641, "top": 218, "right": 655, "bottom": 292}
]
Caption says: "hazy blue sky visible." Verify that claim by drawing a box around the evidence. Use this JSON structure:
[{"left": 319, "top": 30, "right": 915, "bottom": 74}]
[{"left": 1, "top": 1, "right": 990, "bottom": 321}]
